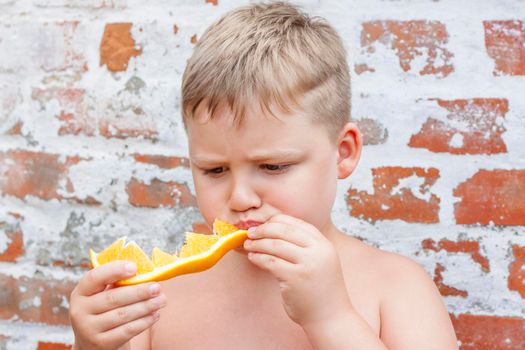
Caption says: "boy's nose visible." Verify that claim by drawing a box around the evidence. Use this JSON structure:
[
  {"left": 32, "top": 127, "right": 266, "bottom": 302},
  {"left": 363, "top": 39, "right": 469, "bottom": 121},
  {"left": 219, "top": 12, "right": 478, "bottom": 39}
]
[{"left": 228, "top": 177, "right": 261, "bottom": 212}]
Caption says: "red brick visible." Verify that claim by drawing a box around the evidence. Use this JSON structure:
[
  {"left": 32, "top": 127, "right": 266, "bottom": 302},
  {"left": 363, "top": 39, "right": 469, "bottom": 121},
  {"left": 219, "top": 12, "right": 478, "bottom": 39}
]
[
  {"left": 0, "top": 21, "right": 85, "bottom": 72},
  {"left": 454, "top": 170, "right": 525, "bottom": 225},
  {"left": 451, "top": 313, "right": 525, "bottom": 350},
  {"left": 0, "top": 150, "right": 99, "bottom": 204},
  {"left": 133, "top": 154, "right": 189, "bottom": 169},
  {"left": 8, "top": 212, "right": 23, "bottom": 220},
  {"left": 99, "top": 119, "right": 157, "bottom": 140},
  {"left": 205, "top": 0, "right": 218, "bottom": 5},
  {"left": 0, "top": 150, "right": 79, "bottom": 200},
  {"left": 7, "top": 121, "right": 23, "bottom": 135},
  {"left": 508, "top": 245, "right": 524, "bottom": 298},
  {"left": 361, "top": 20, "right": 454, "bottom": 77},
  {"left": 37, "top": 21, "right": 87, "bottom": 72},
  {"left": 433, "top": 263, "right": 468, "bottom": 297},
  {"left": 31, "top": 87, "right": 158, "bottom": 140},
  {"left": 191, "top": 34, "right": 198, "bottom": 44},
  {"left": 354, "top": 63, "right": 375, "bottom": 74},
  {"left": 173, "top": 24, "right": 179, "bottom": 35},
  {"left": 126, "top": 178, "right": 196, "bottom": 208},
  {"left": 100, "top": 23, "right": 142, "bottom": 72},
  {"left": 347, "top": 167, "right": 440, "bottom": 223},
  {"left": 0, "top": 228, "right": 24, "bottom": 262},
  {"left": 31, "top": 88, "right": 93, "bottom": 136},
  {"left": 37, "top": 21, "right": 88, "bottom": 73},
  {"left": 409, "top": 98, "right": 508, "bottom": 155},
  {"left": 37, "top": 342, "right": 72, "bottom": 350},
  {"left": 484, "top": 20, "right": 525, "bottom": 76},
  {"left": 0, "top": 273, "right": 74, "bottom": 325},
  {"left": 422, "top": 239, "right": 490, "bottom": 272},
  {"left": 51, "top": 260, "right": 91, "bottom": 270}
]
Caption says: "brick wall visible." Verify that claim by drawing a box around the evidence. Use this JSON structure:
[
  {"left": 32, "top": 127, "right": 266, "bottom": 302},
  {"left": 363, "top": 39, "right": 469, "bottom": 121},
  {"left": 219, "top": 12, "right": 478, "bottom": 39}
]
[{"left": 0, "top": 0, "right": 523, "bottom": 348}]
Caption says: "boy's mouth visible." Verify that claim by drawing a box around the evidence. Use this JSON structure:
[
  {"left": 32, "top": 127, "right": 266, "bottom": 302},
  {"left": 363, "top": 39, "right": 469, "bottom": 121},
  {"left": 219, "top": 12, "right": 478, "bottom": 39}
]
[{"left": 235, "top": 220, "right": 263, "bottom": 230}]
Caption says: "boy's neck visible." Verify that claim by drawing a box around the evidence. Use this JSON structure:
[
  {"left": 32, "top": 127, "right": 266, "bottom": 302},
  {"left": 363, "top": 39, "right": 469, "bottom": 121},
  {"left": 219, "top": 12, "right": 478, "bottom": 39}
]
[{"left": 321, "top": 218, "right": 344, "bottom": 243}]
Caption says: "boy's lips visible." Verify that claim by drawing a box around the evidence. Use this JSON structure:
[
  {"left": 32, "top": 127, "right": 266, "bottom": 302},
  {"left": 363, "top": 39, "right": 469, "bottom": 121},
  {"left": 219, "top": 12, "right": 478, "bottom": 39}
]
[{"left": 235, "top": 220, "right": 263, "bottom": 230}]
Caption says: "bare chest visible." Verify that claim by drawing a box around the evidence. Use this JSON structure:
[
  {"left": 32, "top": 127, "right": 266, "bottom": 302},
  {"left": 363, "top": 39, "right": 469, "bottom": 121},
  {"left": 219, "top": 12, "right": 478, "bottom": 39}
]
[
  {"left": 151, "top": 248, "right": 381, "bottom": 349},
  {"left": 152, "top": 281, "right": 379, "bottom": 349},
  {"left": 152, "top": 281, "right": 313, "bottom": 349}
]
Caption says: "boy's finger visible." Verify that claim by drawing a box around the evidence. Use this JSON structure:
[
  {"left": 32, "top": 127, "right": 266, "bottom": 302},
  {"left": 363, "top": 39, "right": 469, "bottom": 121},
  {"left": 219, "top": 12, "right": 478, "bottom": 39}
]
[
  {"left": 247, "top": 252, "right": 294, "bottom": 281},
  {"left": 268, "top": 214, "right": 307, "bottom": 226},
  {"left": 244, "top": 238, "right": 301, "bottom": 264},
  {"left": 89, "top": 282, "right": 161, "bottom": 314},
  {"left": 249, "top": 222, "right": 309, "bottom": 247},
  {"left": 77, "top": 261, "right": 137, "bottom": 296},
  {"left": 95, "top": 293, "right": 166, "bottom": 332},
  {"left": 99, "top": 311, "right": 161, "bottom": 347},
  {"left": 269, "top": 214, "right": 320, "bottom": 235}
]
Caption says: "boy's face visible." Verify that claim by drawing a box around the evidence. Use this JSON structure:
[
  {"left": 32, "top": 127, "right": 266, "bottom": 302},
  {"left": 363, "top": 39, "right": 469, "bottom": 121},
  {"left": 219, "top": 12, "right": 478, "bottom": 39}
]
[{"left": 186, "top": 101, "right": 356, "bottom": 235}]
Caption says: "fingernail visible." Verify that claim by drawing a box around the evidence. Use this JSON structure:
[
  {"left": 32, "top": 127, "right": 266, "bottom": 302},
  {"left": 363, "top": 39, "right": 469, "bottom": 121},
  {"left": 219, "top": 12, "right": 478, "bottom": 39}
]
[
  {"left": 125, "top": 262, "right": 137, "bottom": 275},
  {"left": 247, "top": 227, "right": 256, "bottom": 237},
  {"left": 149, "top": 283, "right": 160, "bottom": 296}
]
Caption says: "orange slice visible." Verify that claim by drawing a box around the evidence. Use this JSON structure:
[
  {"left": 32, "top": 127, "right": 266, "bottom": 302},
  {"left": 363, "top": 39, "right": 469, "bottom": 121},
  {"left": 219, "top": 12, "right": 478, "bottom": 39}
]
[
  {"left": 179, "top": 232, "right": 219, "bottom": 258},
  {"left": 90, "top": 221, "right": 248, "bottom": 286},
  {"left": 94, "top": 237, "right": 125, "bottom": 265},
  {"left": 119, "top": 241, "right": 155, "bottom": 274},
  {"left": 90, "top": 238, "right": 154, "bottom": 275},
  {"left": 213, "top": 219, "right": 240, "bottom": 237},
  {"left": 152, "top": 247, "right": 177, "bottom": 267}
]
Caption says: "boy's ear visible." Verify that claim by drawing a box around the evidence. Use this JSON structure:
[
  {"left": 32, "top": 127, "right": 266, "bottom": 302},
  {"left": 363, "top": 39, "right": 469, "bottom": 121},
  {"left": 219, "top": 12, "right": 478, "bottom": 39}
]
[{"left": 336, "top": 122, "right": 362, "bottom": 179}]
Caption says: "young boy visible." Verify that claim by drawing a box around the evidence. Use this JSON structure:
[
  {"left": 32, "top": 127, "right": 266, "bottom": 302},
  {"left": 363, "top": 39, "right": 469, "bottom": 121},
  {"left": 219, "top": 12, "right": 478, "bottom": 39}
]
[{"left": 70, "top": 2, "right": 458, "bottom": 349}]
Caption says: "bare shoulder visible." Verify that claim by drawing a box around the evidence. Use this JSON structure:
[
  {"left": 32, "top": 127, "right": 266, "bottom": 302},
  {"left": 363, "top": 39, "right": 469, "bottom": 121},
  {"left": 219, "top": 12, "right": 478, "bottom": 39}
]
[
  {"left": 335, "top": 234, "right": 458, "bottom": 350},
  {"left": 334, "top": 233, "right": 419, "bottom": 279},
  {"left": 335, "top": 233, "right": 437, "bottom": 293}
]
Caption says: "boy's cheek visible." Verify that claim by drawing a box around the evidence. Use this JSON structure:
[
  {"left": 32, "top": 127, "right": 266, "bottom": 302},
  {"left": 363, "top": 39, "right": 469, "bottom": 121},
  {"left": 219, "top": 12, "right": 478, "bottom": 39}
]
[{"left": 195, "top": 193, "right": 222, "bottom": 223}]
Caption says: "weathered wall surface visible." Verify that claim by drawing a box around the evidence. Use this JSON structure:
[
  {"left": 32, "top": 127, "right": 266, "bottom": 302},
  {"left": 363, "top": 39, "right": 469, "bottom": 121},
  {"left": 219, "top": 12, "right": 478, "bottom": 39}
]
[{"left": 0, "top": 0, "right": 524, "bottom": 348}]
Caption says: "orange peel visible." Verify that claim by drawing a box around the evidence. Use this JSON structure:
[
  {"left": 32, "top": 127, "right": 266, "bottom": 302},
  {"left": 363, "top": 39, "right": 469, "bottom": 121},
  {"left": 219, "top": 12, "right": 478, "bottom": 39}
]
[{"left": 90, "top": 219, "right": 248, "bottom": 286}]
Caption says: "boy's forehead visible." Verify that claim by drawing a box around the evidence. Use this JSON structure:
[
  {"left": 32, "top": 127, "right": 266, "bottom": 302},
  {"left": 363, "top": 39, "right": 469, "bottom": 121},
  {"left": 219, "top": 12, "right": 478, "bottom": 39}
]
[
  {"left": 193, "top": 99, "right": 264, "bottom": 125},
  {"left": 187, "top": 102, "right": 331, "bottom": 156},
  {"left": 190, "top": 97, "right": 314, "bottom": 130}
]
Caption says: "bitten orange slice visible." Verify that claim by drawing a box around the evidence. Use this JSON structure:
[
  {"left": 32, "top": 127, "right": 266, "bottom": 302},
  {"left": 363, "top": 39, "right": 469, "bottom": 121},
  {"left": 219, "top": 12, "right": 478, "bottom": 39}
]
[
  {"left": 179, "top": 232, "right": 219, "bottom": 258},
  {"left": 213, "top": 219, "right": 240, "bottom": 237},
  {"left": 90, "top": 220, "right": 248, "bottom": 286}
]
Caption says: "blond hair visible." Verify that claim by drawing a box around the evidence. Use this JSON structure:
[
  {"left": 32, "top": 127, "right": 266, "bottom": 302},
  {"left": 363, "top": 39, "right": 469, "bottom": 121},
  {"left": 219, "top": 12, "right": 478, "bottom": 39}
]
[{"left": 181, "top": 1, "right": 350, "bottom": 137}]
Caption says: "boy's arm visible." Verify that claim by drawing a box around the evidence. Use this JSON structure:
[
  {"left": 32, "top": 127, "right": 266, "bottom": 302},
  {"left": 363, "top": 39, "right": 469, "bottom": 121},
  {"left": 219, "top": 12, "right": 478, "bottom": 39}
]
[
  {"left": 302, "top": 306, "right": 388, "bottom": 350},
  {"left": 302, "top": 255, "right": 458, "bottom": 350},
  {"left": 378, "top": 256, "right": 458, "bottom": 350},
  {"left": 244, "top": 215, "right": 389, "bottom": 349}
]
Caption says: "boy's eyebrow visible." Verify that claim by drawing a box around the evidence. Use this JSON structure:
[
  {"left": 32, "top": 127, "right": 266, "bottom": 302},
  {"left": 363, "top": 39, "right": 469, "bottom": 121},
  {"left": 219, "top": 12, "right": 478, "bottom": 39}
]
[
  {"left": 246, "top": 149, "right": 305, "bottom": 161},
  {"left": 190, "top": 149, "right": 305, "bottom": 164}
]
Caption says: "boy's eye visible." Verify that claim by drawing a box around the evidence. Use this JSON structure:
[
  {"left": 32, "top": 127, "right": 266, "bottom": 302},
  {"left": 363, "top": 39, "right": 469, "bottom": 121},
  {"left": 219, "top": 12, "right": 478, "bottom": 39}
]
[
  {"left": 203, "top": 167, "right": 226, "bottom": 175},
  {"left": 261, "top": 164, "right": 290, "bottom": 172}
]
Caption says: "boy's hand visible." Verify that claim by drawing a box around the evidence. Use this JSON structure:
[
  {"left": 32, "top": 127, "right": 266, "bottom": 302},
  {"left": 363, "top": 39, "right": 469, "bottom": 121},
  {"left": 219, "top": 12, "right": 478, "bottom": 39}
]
[
  {"left": 243, "top": 214, "right": 353, "bottom": 327},
  {"left": 70, "top": 261, "right": 166, "bottom": 350}
]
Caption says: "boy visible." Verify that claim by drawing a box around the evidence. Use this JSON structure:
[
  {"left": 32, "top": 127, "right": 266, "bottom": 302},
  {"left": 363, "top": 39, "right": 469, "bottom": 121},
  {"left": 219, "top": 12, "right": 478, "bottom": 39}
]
[{"left": 70, "top": 2, "right": 458, "bottom": 349}]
